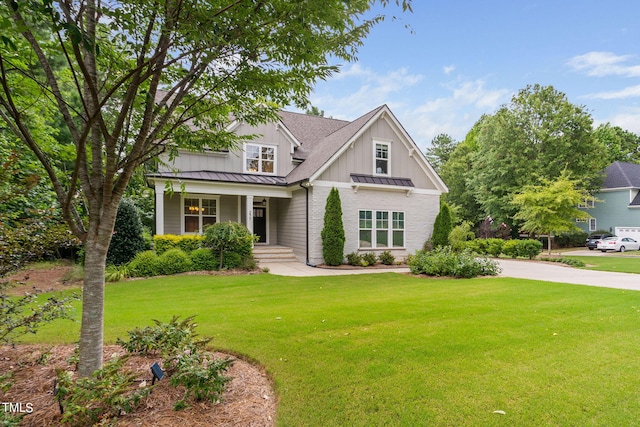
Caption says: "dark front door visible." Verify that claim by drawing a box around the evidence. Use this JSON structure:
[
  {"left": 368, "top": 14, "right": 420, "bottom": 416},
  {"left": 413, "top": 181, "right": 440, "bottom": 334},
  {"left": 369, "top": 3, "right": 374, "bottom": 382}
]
[{"left": 253, "top": 207, "right": 267, "bottom": 243}]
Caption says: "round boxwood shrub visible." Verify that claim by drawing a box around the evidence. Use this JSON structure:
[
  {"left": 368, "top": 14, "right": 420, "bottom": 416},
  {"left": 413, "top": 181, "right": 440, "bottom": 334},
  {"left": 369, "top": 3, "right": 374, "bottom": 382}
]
[
  {"left": 190, "top": 248, "right": 217, "bottom": 271},
  {"left": 128, "top": 250, "right": 160, "bottom": 277},
  {"left": 157, "top": 249, "right": 193, "bottom": 275}
]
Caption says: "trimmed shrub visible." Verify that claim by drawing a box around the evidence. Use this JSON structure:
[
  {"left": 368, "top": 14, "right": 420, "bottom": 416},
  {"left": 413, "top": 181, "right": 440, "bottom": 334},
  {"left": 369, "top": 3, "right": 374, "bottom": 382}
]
[
  {"left": 190, "top": 248, "right": 217, "bottom": 271},
  {"left": 431, "top": 203, "right": 452, "bottom": 248},
  {"left": 361, "top": 252, "right": 377, "bottom": 266},
  {"left": 518, "top": 239, "right": 543, "bottom": 259},
  {"left": 107, "top": 199, "right": 146, "bottom": 266},
  {"left": 154, "top": 234, "right": 204, "bottom": 255},
  {"left": 407, "top": 246, "right": 500, "bottom": 278},
  {"left": 501, "top": 239, "right": 542, "bottom": 259},
  {"left": 203, "top": 222, "right": 257, "bottom": 270},
  {"left": 128, "top": 250, "right": 160, "bottom": 277},
  {"left": 321, "top": 187, "right": 345, "bottom": 266},
  {"left": 501, "top": 240, "right": 520, "bottom": 258},
  {"left": 157, "top": 249, "right": 193, "bottom": 275},
  {"left": 346, "top": 252, "right": 362, "bottom": 266},
  {"left": 486, "top": 238, "right": 505, "bottom": 257},
  {"left": 379, "top": 250, "right": 395, "bottom": 265}
]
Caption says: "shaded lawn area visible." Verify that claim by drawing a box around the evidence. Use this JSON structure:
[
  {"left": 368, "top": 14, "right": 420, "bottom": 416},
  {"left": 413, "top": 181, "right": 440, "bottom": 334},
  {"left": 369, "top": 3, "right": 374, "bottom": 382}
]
[
  {"left": 26, "top": 273, "right": 640, "bottom": 426},
  {"left": 567, "top": 255, "right": 640, "bottom": 274}
]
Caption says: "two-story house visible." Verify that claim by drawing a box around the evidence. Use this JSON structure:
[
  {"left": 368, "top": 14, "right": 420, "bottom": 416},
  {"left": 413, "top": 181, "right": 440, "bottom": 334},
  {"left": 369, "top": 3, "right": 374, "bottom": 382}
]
[
  {"left": 147, "top": 105, "right": 448, "bottom": 265},
  {"left": 577, "top": 161, "right": 640, "bottom": 240}
]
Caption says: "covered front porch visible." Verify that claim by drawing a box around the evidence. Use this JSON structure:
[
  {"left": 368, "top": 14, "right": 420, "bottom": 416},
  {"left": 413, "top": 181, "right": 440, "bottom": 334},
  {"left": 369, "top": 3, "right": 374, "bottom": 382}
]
[{"left": 149, "top": 172, "right": 293, "bottom": 246}]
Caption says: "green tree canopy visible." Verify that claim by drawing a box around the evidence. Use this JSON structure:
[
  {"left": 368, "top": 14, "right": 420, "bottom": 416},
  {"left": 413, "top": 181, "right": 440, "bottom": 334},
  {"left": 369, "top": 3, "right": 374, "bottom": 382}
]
[
  {"left": 0, "top": 0, "right": 412, "bottom": 376},
  {"left": 425, "top": 133, "right": 457, "bottom": 173},
  {"left": 467, "top": 84, "right": 607, "bottom": 230},
  {"left": 511, "top": 172, "right": 592, "bottom": 255},
  {"left": 593, "top": 123, "right": 640, "bottom": 164}
]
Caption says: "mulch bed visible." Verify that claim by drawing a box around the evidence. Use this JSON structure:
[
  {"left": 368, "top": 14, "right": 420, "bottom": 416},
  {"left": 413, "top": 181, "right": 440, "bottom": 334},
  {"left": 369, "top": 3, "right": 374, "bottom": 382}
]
[{"left": 0, "top": 345, "right": 277, "bottom": 426}]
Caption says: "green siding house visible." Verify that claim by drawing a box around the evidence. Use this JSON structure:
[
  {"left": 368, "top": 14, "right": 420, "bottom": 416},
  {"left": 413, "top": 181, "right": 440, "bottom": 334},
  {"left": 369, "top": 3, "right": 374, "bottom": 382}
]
[{"left": 577, "top": 161, "right": 640, "bottom": 240}]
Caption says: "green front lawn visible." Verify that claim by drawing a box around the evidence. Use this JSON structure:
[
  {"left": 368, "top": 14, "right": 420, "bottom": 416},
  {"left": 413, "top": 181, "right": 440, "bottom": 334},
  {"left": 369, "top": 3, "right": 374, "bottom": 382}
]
[
  {"left": 567, "top": 255, "right": 640, "bottom": 274},
  {"left": 26, "top": 273, "right": 640, "bottom": 426}
]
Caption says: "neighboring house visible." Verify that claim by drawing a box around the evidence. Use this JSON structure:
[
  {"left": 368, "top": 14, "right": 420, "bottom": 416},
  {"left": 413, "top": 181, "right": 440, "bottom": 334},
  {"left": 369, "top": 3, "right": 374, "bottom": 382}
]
[
  {"left": 577, "top": 161, "right": 640, "bottom": 240},
  {"left": 147, "top": 105, "right": 448, "bottom": 265}
]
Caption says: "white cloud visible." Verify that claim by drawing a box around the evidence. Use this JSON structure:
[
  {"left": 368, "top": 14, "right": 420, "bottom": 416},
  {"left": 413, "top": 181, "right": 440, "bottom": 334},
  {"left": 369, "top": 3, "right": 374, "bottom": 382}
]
[
  {"left": 568, "top": 51, "right": 640, "bottom": 77},
  {"left": 443, "top": 65, "right": 455, "bottom": 75},
  {"left": 311, "top": 67, "right": 510, "bottom": 150},
  {"left": 582, "top": 84, "right": 640, "bottom": 100},
  {"left": 406, "top": 80, "right": 509, "bottom": 148},
  {"left": 598, "top": 109, "right": 640, "bottom": 135}
]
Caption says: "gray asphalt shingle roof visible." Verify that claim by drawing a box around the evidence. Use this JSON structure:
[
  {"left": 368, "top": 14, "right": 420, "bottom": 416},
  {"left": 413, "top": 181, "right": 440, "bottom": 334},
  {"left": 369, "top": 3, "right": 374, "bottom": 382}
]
[
  {"left": 283, "top": 106, "right": 385, "bottom": 183},
  {"left": 602, "top": 161, "right": 640, "bottom": 189}
]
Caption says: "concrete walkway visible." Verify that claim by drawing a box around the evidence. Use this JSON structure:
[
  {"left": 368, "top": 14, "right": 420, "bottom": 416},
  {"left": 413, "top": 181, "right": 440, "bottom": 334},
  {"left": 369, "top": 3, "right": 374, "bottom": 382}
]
[{"left": 265, "top": 258, "right": 640, "bottom": 291}]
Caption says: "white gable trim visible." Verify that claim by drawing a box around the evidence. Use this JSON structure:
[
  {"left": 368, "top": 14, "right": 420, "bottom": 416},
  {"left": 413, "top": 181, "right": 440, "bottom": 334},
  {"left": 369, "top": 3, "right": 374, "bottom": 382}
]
[
  {"left": 308, "top": 106, "right": 448, "bottom": 193},
  {"left": 379, "top": 111, "right": 448, "bottom": 193}
]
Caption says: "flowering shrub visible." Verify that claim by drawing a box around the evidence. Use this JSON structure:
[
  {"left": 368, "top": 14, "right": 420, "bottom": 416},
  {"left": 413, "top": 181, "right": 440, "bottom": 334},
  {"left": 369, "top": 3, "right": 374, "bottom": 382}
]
[{"left": 407, "top": 247, "right": 500, "bottom": 278}]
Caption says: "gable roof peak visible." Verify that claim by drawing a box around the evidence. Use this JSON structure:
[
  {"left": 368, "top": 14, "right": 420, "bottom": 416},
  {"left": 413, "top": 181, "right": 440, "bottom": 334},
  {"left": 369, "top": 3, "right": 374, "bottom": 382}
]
[{"left": 603, "top": 161, "right": 640, "bottom": 189}]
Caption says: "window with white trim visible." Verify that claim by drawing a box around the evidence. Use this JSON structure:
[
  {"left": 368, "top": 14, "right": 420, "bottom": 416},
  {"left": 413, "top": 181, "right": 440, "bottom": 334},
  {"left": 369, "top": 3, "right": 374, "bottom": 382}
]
[
  {"left": 374, "top": 141, "right": 390, "bottom": 175},
  {"left": 589, "top": 218, "right": 596, "bottom": 232},
  {"left": 359, "top": 210, "right": 404, "bottom": 248},
  {"left": 245, "top": 143, "right": 275, "bottom": 174},
  {"left": 183, "top": 197, "right": 217, "bottom": 233},
  {"left": 578, "top": 198, "right": 595, "bottom": 208}
]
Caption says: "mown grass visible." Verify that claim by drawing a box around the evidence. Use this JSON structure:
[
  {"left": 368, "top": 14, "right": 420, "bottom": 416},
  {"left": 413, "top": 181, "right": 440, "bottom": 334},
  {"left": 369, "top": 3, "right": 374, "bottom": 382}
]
[
  {"left": 566, "top": 255, "right": 640, "bottom": 274},
  {"left": 25, "top": 273, "right": 640, "bottom": 426}
]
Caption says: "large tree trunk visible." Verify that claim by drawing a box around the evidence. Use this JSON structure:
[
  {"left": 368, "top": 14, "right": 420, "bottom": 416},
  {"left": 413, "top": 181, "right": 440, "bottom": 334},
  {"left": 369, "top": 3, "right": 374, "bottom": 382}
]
[
  {"left": 78, "top": 237, "right": 107, "bottom": 377},
  {"left": 77, "top": 205, "right": 119, "bottom": 377}
]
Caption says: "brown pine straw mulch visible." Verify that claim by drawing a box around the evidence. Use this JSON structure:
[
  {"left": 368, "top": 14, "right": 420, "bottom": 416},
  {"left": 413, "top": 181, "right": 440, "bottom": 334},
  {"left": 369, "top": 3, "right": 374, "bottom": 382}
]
[{"left": 0, "top": 345, "right": 277, "bottom": 426}]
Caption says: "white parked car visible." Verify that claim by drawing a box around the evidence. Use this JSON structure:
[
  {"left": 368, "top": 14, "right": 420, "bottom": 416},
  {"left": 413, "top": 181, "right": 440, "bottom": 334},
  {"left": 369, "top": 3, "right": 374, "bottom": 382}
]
[{"left": 597, "top": 237, "right": 640, "bottom": 252}]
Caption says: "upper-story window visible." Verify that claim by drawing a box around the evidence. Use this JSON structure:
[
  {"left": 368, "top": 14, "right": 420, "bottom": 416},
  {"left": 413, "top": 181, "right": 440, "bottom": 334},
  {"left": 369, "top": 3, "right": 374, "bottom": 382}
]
[
  {"left": 374, "top": 140, "right": 390, "bottom": 175},
  {"left": 245, "top": 143, "right": 276, "bottom": 174}
]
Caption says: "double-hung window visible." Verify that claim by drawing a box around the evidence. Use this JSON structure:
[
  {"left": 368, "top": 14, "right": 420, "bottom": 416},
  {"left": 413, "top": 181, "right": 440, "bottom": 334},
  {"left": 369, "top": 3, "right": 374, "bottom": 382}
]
[
  {"left": 183, "top": 197, "right": 217, "bottom": 233},
  {"left": 359, "top": 210, "right": 404, "bottom": 248},
  {"left": 245, "top": 143, "right": 275, "bottom": 174},
  {"left": 374, "top": 141, "right": 390, "bottom": 175}
]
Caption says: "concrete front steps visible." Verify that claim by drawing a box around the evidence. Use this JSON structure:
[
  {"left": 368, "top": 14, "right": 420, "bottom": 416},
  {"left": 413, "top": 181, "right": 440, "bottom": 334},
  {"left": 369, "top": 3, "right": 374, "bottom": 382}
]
[{"left": 253, "top": 245, "right": 298, "bottom": 263}]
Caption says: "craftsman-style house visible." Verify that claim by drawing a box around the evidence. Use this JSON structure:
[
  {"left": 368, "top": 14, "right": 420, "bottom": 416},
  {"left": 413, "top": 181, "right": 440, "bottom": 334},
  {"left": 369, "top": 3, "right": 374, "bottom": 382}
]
[{"left": 147, "top": 105, "right": 448, "bottom": 265}]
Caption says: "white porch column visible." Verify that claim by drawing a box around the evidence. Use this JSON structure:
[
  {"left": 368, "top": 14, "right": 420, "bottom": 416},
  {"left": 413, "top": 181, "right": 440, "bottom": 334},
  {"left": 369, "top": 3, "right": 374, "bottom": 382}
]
[
  {"left": 246, "top": 195, "right": 254, "bottom": 234},
  {"left": 155, "top": 186, "right": 165, "bottom": 235}
]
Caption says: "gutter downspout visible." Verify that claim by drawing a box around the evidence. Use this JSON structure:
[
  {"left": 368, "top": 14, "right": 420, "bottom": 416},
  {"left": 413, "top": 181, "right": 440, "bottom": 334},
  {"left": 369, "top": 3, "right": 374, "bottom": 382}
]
[{"left": 300, "top": 181, "right": 316, "bottom": 267}]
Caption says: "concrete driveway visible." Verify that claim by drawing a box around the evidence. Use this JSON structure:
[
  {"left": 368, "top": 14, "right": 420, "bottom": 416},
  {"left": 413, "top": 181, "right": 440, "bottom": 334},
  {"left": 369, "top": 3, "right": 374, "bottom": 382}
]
[
  {"left": 497, "top": 258, "right": 640, "bottom": 291},
  {"left": 266, "top": 257, "right": 640, "bottom": 291}
]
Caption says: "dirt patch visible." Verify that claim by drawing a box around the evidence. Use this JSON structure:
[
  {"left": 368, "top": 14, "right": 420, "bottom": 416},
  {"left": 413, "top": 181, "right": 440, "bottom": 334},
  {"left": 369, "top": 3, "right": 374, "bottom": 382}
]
[
  {"left": 2, "top": 264, "right": 82, "bottom": 296},
  {"left": 0, "top": 345, "right": 277, "bottom": 426}
]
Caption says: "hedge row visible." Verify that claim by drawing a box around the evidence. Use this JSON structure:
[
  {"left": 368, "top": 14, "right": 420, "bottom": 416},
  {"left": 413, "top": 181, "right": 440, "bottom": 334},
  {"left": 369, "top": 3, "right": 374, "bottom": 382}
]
[
  {"left": 464, "top": 238, "right": 542, "bottom": 260},
  {"left": 0, "top": 222, "right": 81, "bottom": 276},
  {"left": 153, "top": 234, "right": 204, "bottom": 255}
]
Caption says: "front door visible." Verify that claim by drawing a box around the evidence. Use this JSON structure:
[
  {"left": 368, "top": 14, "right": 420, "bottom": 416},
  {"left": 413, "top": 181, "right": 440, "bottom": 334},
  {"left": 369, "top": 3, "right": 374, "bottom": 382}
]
[{"left": 253, "top": 207, "right": 267, "bottom": 243}]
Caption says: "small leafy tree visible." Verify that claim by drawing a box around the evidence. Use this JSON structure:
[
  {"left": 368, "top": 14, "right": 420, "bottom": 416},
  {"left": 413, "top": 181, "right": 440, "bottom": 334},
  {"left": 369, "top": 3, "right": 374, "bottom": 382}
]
[
  {"left": 512, "top": 172, "right": 592, "bottom": 255},
  {"left": 431, "top": 202, "right": 453, "bottom": 248},
  {"left": 106, "top": 199, "right": 146, "bottom": 266},
  {"left": 0, "top": 281, "right": 79, "bottom": 345},
  {"left": 203, "top": 222, "right": 258, "bottom": 270},
  {"left": 321, "top": 188, "right": 345, "bottom": 266}
]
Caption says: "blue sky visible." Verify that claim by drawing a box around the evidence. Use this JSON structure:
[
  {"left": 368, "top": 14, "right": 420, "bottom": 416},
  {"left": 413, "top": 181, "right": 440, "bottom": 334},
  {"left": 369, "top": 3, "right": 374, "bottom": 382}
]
[{"left": 302, "top": 1, "right": 640, "bottom": 152}]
